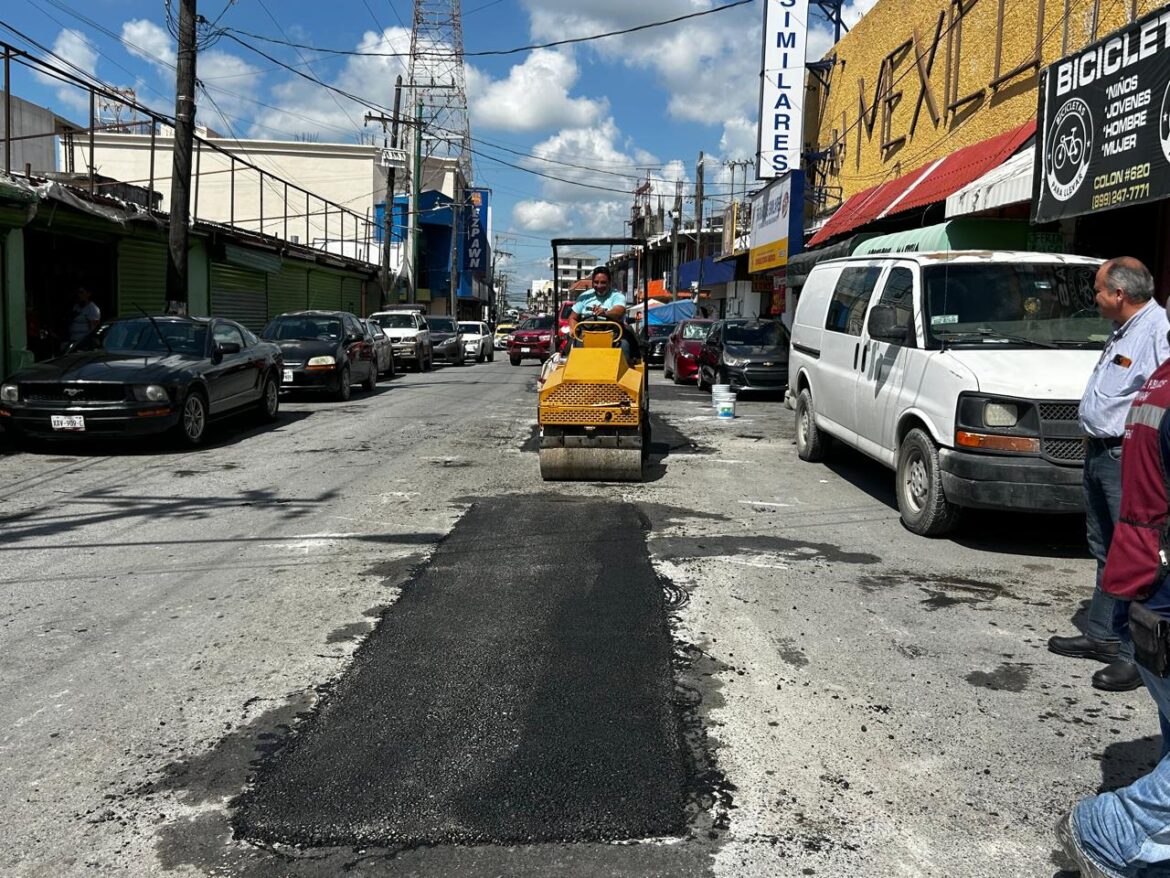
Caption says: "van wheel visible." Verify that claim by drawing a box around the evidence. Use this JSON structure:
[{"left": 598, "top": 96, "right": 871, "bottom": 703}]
[
  {"left": 896, "top": 428, "right": 962, "bottom": 537},
  {"left": 795, "top": 388, "right": 828, "bottom": 462}
]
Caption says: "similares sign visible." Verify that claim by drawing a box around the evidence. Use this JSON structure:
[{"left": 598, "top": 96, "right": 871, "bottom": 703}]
[
  {"left": 757, "top": 0, "right": 808, "bottom": 178},
  {"left": 1034, "top": 6, "right": 1170, "bottom": 222}
]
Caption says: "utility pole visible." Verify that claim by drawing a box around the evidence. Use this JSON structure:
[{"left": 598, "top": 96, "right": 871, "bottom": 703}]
[
  {"left": 166, "top": 0, "right": 197, "bottom": 314},
  {"left": 407, "top": 98, "right": 422, "bottom": 304},
  {"left": 696, "top": 151, "right": 705, "bottom": 304},
  {"left": 364, "top": 76, "right": 404, "bottom": 308},
  {"left": 670, "top": 182, "right": 681, "bottom": 304},
  {"left": 447, "top": 176, "right": 461, "bottom": 318}
]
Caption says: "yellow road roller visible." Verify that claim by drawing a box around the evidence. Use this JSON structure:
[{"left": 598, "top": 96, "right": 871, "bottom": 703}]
[{"left": 538, "top": 321, "right": 649, "bottom": 482}]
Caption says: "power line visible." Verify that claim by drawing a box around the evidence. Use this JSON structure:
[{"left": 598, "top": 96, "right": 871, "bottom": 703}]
[{"left": 220, "top": 0, "right": 756, "bottom": 59}]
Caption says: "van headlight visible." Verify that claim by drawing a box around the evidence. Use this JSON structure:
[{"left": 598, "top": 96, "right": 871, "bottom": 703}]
[
  {"left": 132, "top": 384, "right": 169, "bottom": 402},
  {"left": 0, "top": 383, "right": 17, "bottom": 403},
  {"left": 984, "top": 402, "right": 1019, "bottom": 427},
  {"left": 955, "top": 394, "right": 1041, "bottom": 454}
]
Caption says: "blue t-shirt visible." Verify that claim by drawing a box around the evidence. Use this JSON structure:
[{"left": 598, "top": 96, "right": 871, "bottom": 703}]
[{"left": 571, "top": 290, "right": 626, "bottom": 317}]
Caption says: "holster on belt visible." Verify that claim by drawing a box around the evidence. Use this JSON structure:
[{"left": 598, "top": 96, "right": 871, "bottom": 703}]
[{"left": 1129, "top": 601, "right": 1170, "bottom": 677}]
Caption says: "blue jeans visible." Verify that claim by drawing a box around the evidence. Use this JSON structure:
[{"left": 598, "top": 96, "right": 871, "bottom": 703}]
[
  {"left": 1085, "top": 441, "right": 1129, "bottom": 656},
  {"left": 1074, "top": 666, "right": 1170, "bottom": 877}
]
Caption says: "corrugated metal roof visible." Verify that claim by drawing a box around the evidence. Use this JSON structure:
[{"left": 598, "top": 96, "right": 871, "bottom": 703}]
[{"left": 807, "top": 120, "right": 1036, "bottom": 247}]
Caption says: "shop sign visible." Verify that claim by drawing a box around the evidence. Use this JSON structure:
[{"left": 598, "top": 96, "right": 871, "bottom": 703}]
[
  {"left": 463, "top": 188, "right": 489, "bottom": 274},
  {"left": 748, "top": 171, "right": 804, "bottom": 272},
  {"left": 756, "top": 0, "right": 808, "bottom": 178},
  {"left": 1034, "top": 7, "right": 1170, "bottom": 222}
]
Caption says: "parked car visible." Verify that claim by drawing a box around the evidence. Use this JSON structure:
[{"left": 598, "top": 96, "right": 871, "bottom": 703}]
[
  {"left": 261, "top": 310, "right": 378, "bottom": 401},
  {"left": 787, "top": 251, "right": 1105, "bottom": 536},
  {"left": 459, "top": 321, "right": 494, "bottom": 363},
  {"left": 697, "top": 319, "right": 790, "bottom": 394},
  {"left": 493, "top": 322, "right": 516, "bottom": 349},
  {"left": 425, "top": 316, "right": 466, "bottom": 365},
  {"left": 643, "top": 323, "right": 676, "bottom": 366},
  {"left": 663, "top": 319, "right": 715, "bottom": 384},
  {"left": 363, "top": 319, "right": 396, "bottom": 377},
  {"left": 0, "top": 315, "right": 281, "bottom": 447},
  {"left": 369, "top": 308, "right": 433, "bottom": 371},
  {"left": 508, "top": 315, "right": 555, "bottom": 365}
]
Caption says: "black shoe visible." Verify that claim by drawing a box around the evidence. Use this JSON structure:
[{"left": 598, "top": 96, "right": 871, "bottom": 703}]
[
  {"left": 1047, "top": 634, "right": 1120, "bottom": 663},
  {"left": 1092, "top": 660, "right": 1144, "bottom": 692}
]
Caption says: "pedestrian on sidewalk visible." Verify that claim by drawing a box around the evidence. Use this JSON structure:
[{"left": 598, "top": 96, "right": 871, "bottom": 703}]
[
  {"left": 1049, "top": 257, "right": 1170, "bottom": 692},
  {"left": 1057, "top": 308, "right": 1170, "bottom": 875}
]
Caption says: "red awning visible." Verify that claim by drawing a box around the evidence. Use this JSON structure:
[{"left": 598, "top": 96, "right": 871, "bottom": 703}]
[{"left": 806, "top": 120, "right": 1036, "bottom": 248}]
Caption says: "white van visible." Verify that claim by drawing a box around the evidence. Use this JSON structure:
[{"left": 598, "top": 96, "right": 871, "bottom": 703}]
[{"left": 787, "top": 251, "right": 1106, "bottom": 536}]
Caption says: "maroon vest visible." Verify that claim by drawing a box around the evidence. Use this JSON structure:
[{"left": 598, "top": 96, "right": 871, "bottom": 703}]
[{"left": 1102, "top": 358, "right": 1170, "bottom": 601}]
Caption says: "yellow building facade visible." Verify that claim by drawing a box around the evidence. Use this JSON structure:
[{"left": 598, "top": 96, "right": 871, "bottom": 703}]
[{"left": 807, "top": 0, "right": 1169, "bottom": 205}]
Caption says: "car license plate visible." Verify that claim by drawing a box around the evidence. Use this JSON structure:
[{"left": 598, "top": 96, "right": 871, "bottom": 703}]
[
  {"left": 282, "top": 369, "right": 293, "bottom": 383},
  {"left": 521, "top": 346, "right": 531, "bottom": 353},
  {"left": 51, "top": 415, "right": 85, "bottom": 431}
]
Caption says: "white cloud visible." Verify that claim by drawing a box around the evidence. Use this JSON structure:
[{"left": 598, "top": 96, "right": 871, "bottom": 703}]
[
  {"left": 718, "top": 117, "right": 756, "bottom": 161},
  {"left": 119, "top": 19, "right": 262, "bottom": 136},
  {"left": 34, "top": 29, "right": 99, "bottom": 111},
  {"left": 250, "top": 27, "right": 411, "bottom": 141},
  {"left": 467, "top": 50, "right": 606, "bottom": 132},
  {"left": 513, "top": 199, "right": 570, "bottom": 232},
  {"left": 121, "top": 19, "right": 176, "bottom": 69}
]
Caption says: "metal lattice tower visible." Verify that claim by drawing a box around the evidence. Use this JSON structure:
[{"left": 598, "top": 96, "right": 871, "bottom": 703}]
[{"left": 407, "top": 0, "right": 473, "bottom": 183}]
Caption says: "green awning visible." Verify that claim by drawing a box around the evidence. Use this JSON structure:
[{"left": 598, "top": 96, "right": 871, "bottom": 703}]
[
  {"left": 851, "top": 219, "right": 1030, "bottom": 256},
  {"left": 786, "top": 234, "right": 875, "bottom": 288}
]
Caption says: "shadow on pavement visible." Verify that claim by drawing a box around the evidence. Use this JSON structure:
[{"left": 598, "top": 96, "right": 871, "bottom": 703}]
[
  {"left": 1097, "top": 735, "right": 1162, "bottom": 793},
  {"left": 7, "top": 409, "right": 314, "bottom": 458},
  {"left": 823, "top": 442, "right": 1087, "bottom": 558}
]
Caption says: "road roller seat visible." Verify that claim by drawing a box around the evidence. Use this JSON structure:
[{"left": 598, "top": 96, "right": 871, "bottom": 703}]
[{"left": 571, "top": 320, "right": 640, "bottom": 364}]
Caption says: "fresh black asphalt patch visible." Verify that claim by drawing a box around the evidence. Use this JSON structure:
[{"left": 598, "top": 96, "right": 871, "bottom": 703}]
[{"left": 237, "top": 497, "right": 686, "bottom": 847}]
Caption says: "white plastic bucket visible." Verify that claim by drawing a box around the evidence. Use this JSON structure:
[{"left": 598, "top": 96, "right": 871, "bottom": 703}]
[
  {"left": 712, "top": 383, "right": 731, "bottom": 395},
  {"left": 716, "top": 397, "right": 736, "bottom": 419},
  {"left": 712, "top": 389, "right": 734, "bottom": 408}
]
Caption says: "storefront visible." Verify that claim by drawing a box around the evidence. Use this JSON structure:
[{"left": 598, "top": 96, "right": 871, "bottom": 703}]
[
  {"left": 0, "top": 173, "right": 379, "bottom": 377},
  {"left": 1032, "top": 6, "right": 1170, "bottom": 297},
  {"left": 747, "top": 172, "right": 803, "bottom": 323},
  {"left": 802, "top": 0, "right": 1157, "bottom": 247}
]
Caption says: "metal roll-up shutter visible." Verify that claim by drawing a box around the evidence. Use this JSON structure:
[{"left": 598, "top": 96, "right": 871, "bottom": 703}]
[
  {"left": 309, "top": 271, "right": 341, "bottom": 311},
  {"left": 211, "top": 263, "right": 268, "bottom": 331},
  {"left": 117, "top": 239, "right": 167, "bottom": 317},
  {"left": 341, "top": 277, "right": 363, "bottom": 316},
  {"left": 268, "top": 266, "right": 309, "bottom": 319}
]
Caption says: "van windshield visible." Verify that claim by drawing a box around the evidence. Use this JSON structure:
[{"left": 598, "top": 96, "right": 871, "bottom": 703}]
[{"left": 923, "top": 262, "right": 1109, "bottom": 348}]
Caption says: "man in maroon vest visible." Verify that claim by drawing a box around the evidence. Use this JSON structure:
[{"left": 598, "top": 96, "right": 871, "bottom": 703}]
[{"left": 1058, "top": 320, "right": 1170, "bottom": 875}]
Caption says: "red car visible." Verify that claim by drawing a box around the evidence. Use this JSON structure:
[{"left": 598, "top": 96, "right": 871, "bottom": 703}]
[
  {"left": 508, "top": 315, "right": 555, "bottom": 365},
  {"left": 663, "top": 319, "right": 715, "bottom": 384}
]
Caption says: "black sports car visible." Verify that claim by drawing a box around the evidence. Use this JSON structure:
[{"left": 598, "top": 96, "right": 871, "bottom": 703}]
[
  {"left": 262, "top": 311, "right": 379, "bottom": 399},
  {"left": 0, "top": 316, "right": 283, "bottom": 446}
]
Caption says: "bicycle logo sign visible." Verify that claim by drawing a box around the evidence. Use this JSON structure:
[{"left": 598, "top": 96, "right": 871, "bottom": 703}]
[{"left": 1046, "top": 97, "right": 1093, "bottom": 202}]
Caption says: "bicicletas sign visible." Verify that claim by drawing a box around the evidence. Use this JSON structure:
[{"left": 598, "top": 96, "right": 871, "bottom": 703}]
[{"left": 1033, "top": 6, "right": 1170, "bottom": 223}]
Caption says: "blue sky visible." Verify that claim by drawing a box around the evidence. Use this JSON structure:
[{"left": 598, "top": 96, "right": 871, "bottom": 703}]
[{"left": 1, "top": 0, "right": 866, "bottom": 286}]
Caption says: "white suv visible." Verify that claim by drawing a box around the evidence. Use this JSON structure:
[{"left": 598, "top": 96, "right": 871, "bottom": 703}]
[
  {"left": 369, "top": 308, "right": 433, "bottom": 372},
  {"left": 459, "top": 321, "right": 494, "bottom": 363}
]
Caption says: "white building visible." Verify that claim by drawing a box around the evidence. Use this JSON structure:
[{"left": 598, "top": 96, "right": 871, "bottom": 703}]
[
  {"left": 62, "top": 131, "right": 463, "bottom": 268},
  {"left": 549, "top": 251, "right": 599, "bottom": 296}
]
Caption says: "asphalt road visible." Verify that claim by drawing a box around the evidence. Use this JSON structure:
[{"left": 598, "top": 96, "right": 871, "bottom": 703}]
[{"left": 0, "top": 357, "right": 1157, "bottom": 877}]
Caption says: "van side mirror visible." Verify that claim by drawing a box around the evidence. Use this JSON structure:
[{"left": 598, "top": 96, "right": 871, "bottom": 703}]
[{"left": 867, "top": 305, "right": 908, "bottom": 343}]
